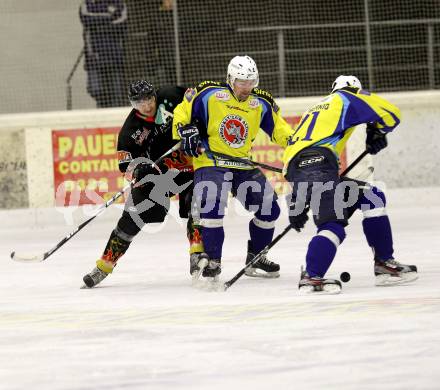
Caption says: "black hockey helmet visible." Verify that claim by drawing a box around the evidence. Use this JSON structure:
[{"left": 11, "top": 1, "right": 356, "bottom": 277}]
[{"left": 128, "top": 80, "right": 156, "bottom": 102}]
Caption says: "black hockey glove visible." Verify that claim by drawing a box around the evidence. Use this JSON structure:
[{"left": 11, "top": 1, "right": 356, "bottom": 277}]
[
  {"left": 178, "top": 124, "right": 201, "bottom": 157},
  {"left": 288, "top": 202, "right": 309, "bottom": 232},
  {"left": 285, "top": 162, "right": 309, "bottom": 232},
  {"left": 366, "top": 123, "right": 388, "bottom": 155},
  {"left": 133, "top": 162, "right": 161, "bottom": 182}
]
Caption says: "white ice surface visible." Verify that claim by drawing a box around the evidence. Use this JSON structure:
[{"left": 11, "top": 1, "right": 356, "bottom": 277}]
[{"left": 1, "top": 187, "right": 440, "bottom": 390}]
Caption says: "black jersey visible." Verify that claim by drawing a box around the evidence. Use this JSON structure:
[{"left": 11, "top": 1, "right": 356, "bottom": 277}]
[{"left": 117, "top": 85, "right": 192, "bottom": 175}]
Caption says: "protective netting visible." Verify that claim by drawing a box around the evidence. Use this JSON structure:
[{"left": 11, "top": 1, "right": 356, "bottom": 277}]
[{"left": 0, "top": 0, "right": 439, "bottom": 113}]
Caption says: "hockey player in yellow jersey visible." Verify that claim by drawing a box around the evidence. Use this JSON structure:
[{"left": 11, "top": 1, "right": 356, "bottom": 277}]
[
  {"left": 283, "top": 75, "right": 401, "bottom": 162},
  {"left": 172, "top": 55, "right": 294, "bottom": 280},
  {"left": 283, "top": 75, "right": 418, "bottom": 294}
]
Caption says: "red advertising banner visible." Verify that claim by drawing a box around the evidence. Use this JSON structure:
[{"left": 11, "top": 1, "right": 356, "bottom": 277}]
[{"left": 52, "top": 127, "right": 123, "bottom": 206}]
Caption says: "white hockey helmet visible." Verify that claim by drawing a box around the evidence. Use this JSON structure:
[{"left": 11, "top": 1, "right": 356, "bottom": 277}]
[
  {"left": 331, "top": 75, "right": 362, "bottom": 93},
  {"left": 227, "top": 55, "right": 259, "bottom": 88}
]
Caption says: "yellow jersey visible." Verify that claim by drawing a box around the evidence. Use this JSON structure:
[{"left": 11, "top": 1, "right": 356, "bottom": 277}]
[
  {"left": 172, "top": 81, "right": 294, "bottom": 171},
  {"left": 283, "top": 87, "right": 401, "bottom": 167}
]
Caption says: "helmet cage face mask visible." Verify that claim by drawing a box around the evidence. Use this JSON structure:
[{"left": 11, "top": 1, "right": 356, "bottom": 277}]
[
  {"left": 227, "top": 55, "right": 259, "bottom": 89},
  {"left": 331, "top": 75, "right": 362, "bottom": 93},
  {"left": 130, "top": 96, "right": 156, "bottom": 112}
]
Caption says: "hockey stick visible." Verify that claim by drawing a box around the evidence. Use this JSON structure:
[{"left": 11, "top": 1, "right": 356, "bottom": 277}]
[
  {"left": 11, "top": 142, "right": 182, "bottom": 263},
  {"left": 205, "top": 149, "right": 283, "bottom": 173},
  {"left": 223, "top": 149, "right": 368, "bottom": 291},
  {"left": 223, "top": 224, "right": 292, "bottom": 290},
  {"left": 206, "top": 149, "right": 370, "bottom": 176},
  {"left": 340, "top": 150, "right": 368, "bottom": 177}
]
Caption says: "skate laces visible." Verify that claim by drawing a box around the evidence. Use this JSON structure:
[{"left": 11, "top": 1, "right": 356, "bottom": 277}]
[
  {"left": 300, "top": 268, "right": 322, "bottom": 282},
  {"left": 88, "top": 267, "right": 108, "bottom": 283},
  {"left": 376, "top": 258, "right": 401, "bottom": 266},
  {"left": 92, "top": 267, "right": 106, "bottom": 277},
  {"left": 190, "top": 254, "right": 200, "bottom": 266},
  {"left": 208, "top": 259, "right": 220, "bottom": 269},
  {"left": 382, "top": 259, "right": 415, "bottom": 273},
  {"left": 257, "top": 255, "right": 274, "bottom": 266}
]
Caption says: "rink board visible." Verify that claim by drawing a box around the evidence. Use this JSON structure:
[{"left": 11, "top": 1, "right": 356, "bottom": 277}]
[{"left": 1, "top": 90, "right": 440, "bottom": 209}]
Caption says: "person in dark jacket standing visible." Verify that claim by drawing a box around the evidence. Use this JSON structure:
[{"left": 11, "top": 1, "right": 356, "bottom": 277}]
[{"left": 80, "top": 0, "right": 127, "bottom": 107}]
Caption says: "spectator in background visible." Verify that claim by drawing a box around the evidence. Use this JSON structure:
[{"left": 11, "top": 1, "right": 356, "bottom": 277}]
[
  {"left": 80, "top": 0, "right": 128, "bottom": 108},
  {"left": 154, "top": 0, "right": 176, "bottom": 85}
]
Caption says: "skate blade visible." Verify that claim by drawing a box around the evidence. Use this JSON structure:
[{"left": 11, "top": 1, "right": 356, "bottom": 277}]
[
  {"left": 192, "top": 276, "right": 223, "bottom": 292},
  {"left": 244, "top": 268, "right": 280, "bottom": 279},
  {"left": 299, "top": 284, "right": 342, "bottom": 295},
  {"left": 375, "top": 272, "right": 418, "bottom": 286},
  {"left": 191, "top": 259, "right": 209, "bottom": 285}
]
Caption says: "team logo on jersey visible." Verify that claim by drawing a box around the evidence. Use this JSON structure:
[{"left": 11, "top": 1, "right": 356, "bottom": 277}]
[
  {"left": 131, "top": 127, "right": 150, "bottom": 145},
  {"left": 219, "top": 115, "right": 249, "bottom": 148},
  {"left": 215, "top": 91, "right": 230, "bottom": 101},
  {"left": 248, "top": 98, "right": 260, "bottom": 109},
  {"left": 117, "top": 150, "right": 133, "bottom": 164},
  {"left": 184, "top": 88, "right": 196, "bottom": 102}
]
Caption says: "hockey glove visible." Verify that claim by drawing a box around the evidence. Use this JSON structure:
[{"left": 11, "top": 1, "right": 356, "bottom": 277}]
[
  {"left": 287, "top": 195, "right": 309, "bottom": 232},
  {"left": 288, "top": 205, "right": 309, "bottom": 232},
  {"left": 285, "top": 162, "right": 309, "bottom": 232},
  {"left": 133, "top": 162, "right": 161, "bottom": 182},
  {"left": 178, "top": 124, "right": 201, "bottom": 157},
  {"left": 366, "top": 123, "right": 388, "bottom": 155}
]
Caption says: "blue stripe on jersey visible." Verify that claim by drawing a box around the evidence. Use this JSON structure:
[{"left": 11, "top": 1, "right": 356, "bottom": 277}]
[
  {"left": 338, "top": 91, "right": 382, "bottom": 127},
  {"left": 191, "top": 87, "right": 221, "bottom": 128},
  {"left": 315, "top": 133, "right": 343, "bottom": 148},
  {"left": 378, "top": 108, "right": 400, "bottom": 132},
  {"left": 259, "top": 98, "right": 275, "bottom": 138},
  {"left": 201, "top": 139, "right": 218, "bottom": 166},
  {"left": 337, "top": 93, "right": 350, "bottom": 132}
]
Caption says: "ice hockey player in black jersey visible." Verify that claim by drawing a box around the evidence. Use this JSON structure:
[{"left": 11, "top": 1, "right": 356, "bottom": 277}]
[{"left": 82, "top": 80, "right": 205, "bottom": 288}]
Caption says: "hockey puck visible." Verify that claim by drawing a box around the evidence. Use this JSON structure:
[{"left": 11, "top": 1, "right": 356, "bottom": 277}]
[{"left": 340, "top": 272, "right": 351, "bottom": 283}]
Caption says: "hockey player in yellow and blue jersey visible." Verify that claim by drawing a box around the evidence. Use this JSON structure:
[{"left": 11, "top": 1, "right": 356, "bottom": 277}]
[
  {"left": 283, "top": 75, "right": 418, "bottom": 294},
  {"left": 172, "top": 55, "right": 294, "bottom": 280}
]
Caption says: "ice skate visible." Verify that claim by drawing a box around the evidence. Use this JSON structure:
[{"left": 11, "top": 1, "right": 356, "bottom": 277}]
[
  {"left": 192, "top": 258, "right": 222, "bottom": 291},
  {"left": 190, "top": 252, "right": 209, "bottom": 282},
  {"left": 298, "top": 266, "right": 341, "bottom": 294},
  {"left": 200, "top": 259, "right": 221, "bottom": 290},
  {"left": 374, "top": 258, "right": 418, "bottom": 286},
  {"left": 82, "top": 266, "right": 109, "bottom": 288},
  {"left": 202, "top": 258, "right": 221, "bottom": 280},
  {"left": 244, "top": 241, "right": 280, "bottom": 278}
]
